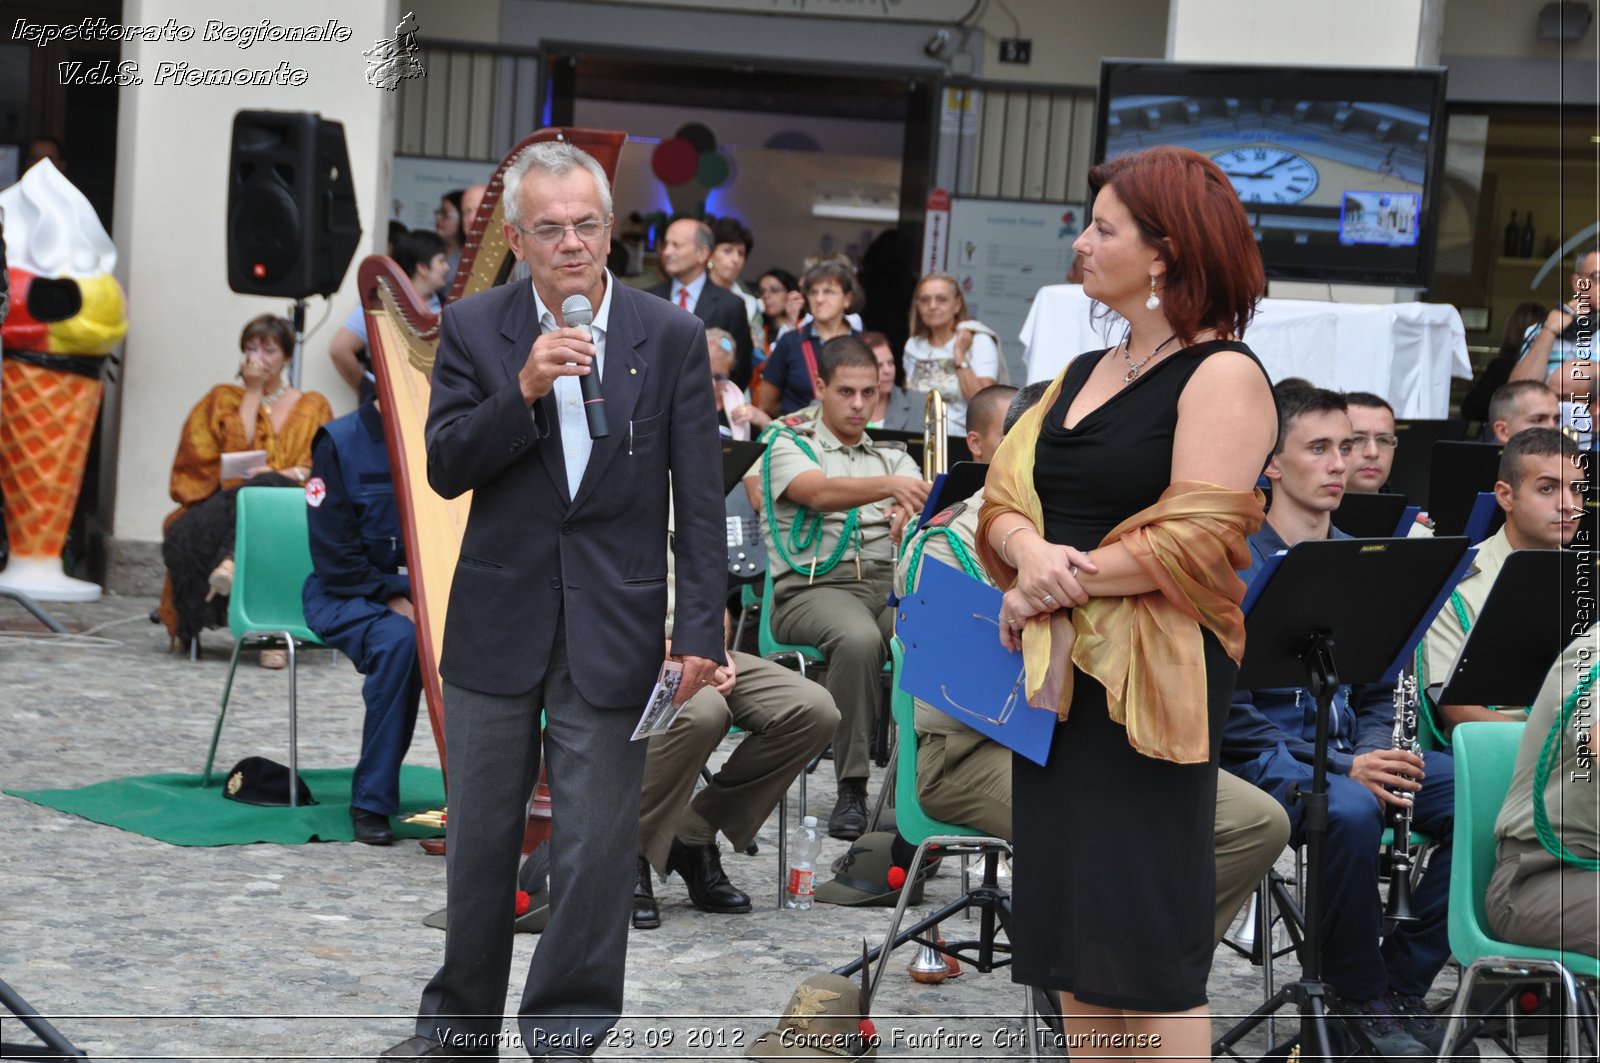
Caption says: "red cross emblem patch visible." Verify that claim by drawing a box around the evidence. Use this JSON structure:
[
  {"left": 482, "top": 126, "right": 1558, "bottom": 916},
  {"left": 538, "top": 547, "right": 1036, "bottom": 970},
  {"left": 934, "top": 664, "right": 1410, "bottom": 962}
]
[{"left": 305, "top": 477, "right": 327, "bottom": 507}]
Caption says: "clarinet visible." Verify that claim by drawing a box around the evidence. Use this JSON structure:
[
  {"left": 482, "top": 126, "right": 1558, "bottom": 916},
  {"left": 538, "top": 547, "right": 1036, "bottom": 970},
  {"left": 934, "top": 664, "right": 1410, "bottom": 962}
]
[{"left": 1384, "top": 672, "right": 1421, "bottom": 925}]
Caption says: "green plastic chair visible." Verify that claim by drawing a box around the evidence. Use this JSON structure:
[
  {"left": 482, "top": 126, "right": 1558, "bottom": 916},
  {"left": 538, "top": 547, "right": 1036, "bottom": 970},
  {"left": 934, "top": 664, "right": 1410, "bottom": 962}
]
[
  {"left": 200, "top": 487, "right": 327, "bottom": 806},
  {"left": 1439, "top": 722, "right": 1599, "bottom": 1060},
  {"left": 855, "top": 637, "right": 1025, "bottom": 1023},
  {"left": 757, "top": 567, "right": 824, "bottom": 675}
]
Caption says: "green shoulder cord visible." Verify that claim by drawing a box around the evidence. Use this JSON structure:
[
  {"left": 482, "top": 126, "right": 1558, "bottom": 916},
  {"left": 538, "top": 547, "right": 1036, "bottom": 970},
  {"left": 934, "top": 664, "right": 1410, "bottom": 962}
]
[
  {"left": 903, "top": 520, "right": 985, "bottom": 593},
  {"left": 1416, "top": 589, "right": 1503, "bottom": 748},
  {"left": 1531, "top": 666, "right": 1599, "bottom": 871},
  {"left": 761, "top": 425, "right": 861, "bottom": 577}
]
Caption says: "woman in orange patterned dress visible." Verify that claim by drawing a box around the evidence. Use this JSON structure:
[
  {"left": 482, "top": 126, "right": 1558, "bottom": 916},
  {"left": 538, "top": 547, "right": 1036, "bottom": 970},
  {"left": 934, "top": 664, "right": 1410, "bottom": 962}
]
[{"left": 158, "top": 314, "right": 331, "bottom": 653}]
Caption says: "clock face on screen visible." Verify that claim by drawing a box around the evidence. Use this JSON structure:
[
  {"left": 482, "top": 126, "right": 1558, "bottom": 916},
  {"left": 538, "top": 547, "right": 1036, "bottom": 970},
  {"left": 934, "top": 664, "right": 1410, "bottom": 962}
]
[{"left": 1209, "top": 147, "right": 1320, "bottom": 205}]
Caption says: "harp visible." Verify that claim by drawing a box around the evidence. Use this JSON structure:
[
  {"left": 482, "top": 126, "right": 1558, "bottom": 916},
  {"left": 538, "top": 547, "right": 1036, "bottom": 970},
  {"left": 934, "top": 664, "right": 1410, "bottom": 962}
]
[{"left": 360, "top": 128, "right": 627, "bottom": 783}]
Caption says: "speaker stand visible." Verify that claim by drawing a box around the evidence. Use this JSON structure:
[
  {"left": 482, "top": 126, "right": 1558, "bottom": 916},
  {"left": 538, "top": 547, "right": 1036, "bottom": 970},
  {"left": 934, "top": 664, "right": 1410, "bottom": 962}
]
[{"left": 289, "top": 297, "right": 309, "bottom": 391}]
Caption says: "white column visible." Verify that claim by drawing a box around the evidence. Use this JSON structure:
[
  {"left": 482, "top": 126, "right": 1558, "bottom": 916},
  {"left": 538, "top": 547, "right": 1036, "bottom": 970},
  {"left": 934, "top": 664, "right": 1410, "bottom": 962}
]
[{"left": 111, "top": 0, "right": 397, "bottom": 547}]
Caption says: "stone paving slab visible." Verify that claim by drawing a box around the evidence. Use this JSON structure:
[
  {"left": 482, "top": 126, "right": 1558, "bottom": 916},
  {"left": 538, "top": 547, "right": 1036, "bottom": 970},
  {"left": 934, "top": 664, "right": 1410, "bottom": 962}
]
[{"left": 0, "top": 593, "right": 1505, "bottom": 1061}]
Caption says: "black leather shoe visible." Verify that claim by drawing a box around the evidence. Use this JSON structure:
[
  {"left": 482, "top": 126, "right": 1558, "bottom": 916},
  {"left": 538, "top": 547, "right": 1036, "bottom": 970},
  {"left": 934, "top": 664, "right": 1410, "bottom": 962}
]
[
  {"left": 667, "top": 839, "right": 752, "bottom": 913},
  {"left": 827, "top": 780, "right": 868, "bottom": 840},
  {"left": 378, "top": 1034, "right": 489, "bottom": 1060},
  {"left": 351, "top": 808, "right": 395, "bottom": 846},
  {"left": 632, "top": 855, "right": 661, "bottom": 930}
]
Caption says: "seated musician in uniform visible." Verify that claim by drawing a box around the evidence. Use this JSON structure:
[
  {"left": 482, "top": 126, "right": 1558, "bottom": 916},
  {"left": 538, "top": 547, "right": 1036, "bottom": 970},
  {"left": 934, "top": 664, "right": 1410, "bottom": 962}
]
[
  {"left": 1484, "top": 627, "right": 1599, "bottom": 958},
  {"left": 1487, "top": 380, "right": 1559, "bottom": 444},
  {"left": 632, "top": 527, "right": 838, "bottom": 929},
  {"left": 897, "top": 383, "right": 1291, "bottom": 944},
  {"left": 1341, "top": 391, "right": 1433, "bottom": 537},
  {"left": 761, "top": 335, "right": 930, "bottom": 840},
  {"left": 1418, "top": 427, "right": 1583, "bottom": 740},
  {"left": 1221, "top": 386, "right": 1456, "bottom": 1057},
  {"left": 301, "top": 398, "right": 422, "bottom": 845}
]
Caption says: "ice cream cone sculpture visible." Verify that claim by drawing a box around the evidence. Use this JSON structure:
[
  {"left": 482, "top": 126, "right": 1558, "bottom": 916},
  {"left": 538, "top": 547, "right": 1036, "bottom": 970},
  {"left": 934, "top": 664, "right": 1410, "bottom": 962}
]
[{"left": 0, "top": 160, "right": 128, "bottom": 601}]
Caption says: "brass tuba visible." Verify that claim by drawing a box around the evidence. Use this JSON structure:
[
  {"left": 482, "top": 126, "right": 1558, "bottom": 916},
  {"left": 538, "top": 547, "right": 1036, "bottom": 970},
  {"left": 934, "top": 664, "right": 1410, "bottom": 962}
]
[{"left": 923, "top": 389, "right": 948, "bottom": 481}]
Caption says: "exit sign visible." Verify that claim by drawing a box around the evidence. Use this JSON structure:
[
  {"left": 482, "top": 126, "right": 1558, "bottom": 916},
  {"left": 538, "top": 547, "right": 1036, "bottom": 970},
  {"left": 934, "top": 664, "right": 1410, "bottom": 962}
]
[{"left": 999, "top": 38, "right": 1032, "bottom": 64}]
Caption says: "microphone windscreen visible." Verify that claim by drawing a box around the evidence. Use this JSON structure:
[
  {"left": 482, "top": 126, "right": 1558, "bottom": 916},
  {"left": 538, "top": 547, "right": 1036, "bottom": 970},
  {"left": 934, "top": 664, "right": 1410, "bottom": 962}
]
[{"left": 560, "top": 294, "right": 593, "bottom": 329}]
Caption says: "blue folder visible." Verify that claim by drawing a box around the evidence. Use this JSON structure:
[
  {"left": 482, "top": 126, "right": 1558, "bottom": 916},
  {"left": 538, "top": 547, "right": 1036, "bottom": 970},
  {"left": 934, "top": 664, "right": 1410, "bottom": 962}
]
[{"left": 896, "top": 559, "right": 1057, "bottom": 766}]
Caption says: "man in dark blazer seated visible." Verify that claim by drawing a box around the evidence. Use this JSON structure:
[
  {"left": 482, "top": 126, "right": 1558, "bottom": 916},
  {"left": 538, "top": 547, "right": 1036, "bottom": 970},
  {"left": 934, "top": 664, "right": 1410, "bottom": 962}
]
[
  {"left": 648, "top": 217, "right": 755, "bottom": 389},
  {"left": 382, "top": 141, "right": 726, "bottom": 1060}
]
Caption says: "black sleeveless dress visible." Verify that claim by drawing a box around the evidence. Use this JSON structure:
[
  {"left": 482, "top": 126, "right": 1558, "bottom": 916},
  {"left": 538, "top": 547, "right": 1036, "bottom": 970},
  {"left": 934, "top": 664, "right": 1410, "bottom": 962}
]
[{"left": 1009, "top": 341, "right": 1263, "bottom": 1012}]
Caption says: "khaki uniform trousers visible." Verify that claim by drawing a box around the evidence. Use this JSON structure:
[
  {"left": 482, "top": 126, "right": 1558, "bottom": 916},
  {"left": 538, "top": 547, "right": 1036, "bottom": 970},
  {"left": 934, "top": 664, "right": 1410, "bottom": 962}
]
[
  {"left": 1485, "top": 839, "right": 1599, "bottom": 958},
  {"left": 916, "top": 729, "right": 1290, "bottom": 945},
  {"left": 638, "top": 650, "right": 839, "bottom": 875},
  {"left": 771, "top": 566, "right": 895, "bottom": 785}
]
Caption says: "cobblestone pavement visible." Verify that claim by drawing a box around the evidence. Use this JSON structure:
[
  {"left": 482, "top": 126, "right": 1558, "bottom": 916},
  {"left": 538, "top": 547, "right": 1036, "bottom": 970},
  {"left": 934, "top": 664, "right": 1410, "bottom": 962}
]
[{"left": 1, "top": 593, "right": 1502, "bottom": 1061}]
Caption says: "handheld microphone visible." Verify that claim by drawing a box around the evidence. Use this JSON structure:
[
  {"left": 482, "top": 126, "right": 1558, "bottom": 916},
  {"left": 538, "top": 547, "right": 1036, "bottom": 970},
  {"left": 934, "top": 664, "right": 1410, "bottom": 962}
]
[{"left": 560, "top": 293, "right": 609, "bottom": 438}]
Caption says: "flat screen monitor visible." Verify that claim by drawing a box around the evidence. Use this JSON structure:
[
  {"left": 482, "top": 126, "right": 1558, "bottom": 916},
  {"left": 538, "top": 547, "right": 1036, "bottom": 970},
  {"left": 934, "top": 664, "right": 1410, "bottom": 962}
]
[{"left": 1094, "top": 60, "right": 1448, "bottom": 288}]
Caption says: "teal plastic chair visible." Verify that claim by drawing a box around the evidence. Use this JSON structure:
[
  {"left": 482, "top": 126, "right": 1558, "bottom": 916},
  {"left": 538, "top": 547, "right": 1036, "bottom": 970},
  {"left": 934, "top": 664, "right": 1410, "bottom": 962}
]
[
  {"left": 1439, "top": 722, "right": 1599, "bottom": 1060},
  {"left": 757, "top": 568, "right": 824, "bottom": 675},
  {"left": 200, "top": 487, "right": 327, "bottom": 805},
  {"left": 853, "top": 637, "right": 1030, "bottom": 1032}
]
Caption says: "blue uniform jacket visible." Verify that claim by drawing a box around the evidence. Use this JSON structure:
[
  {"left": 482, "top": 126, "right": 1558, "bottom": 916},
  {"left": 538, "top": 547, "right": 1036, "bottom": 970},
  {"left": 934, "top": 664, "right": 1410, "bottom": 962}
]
[
  {"left": 303, "top": 402, "right": 410, "bottom": 609},
  {"left": 1221, "top": 520, "right": 1394, "bottom": 778}
]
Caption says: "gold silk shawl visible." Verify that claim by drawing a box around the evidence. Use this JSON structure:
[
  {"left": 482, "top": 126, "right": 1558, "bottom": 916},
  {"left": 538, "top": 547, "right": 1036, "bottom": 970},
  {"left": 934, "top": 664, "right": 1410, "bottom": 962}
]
[{"left": 974, "top": 369, "right": 1264, "bottom": 764}]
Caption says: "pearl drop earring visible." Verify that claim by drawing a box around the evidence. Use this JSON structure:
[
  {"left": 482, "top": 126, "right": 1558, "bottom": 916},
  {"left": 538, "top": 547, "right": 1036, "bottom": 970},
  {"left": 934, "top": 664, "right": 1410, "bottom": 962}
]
[{"left": 1145, "top": 276, "right": 1161, "bottom": 312}]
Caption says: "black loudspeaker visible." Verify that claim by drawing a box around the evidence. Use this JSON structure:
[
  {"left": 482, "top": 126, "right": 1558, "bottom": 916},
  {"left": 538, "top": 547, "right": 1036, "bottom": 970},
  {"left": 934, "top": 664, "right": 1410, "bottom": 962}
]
[{"left": 226, "top": 110, "right": 361, "bottom": 299}]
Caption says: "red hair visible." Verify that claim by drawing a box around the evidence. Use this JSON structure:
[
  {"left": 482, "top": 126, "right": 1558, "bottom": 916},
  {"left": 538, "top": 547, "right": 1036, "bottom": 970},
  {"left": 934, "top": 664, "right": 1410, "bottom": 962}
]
[{"left": 1087, "top": 146, "right": 1263, "bottom": 345}]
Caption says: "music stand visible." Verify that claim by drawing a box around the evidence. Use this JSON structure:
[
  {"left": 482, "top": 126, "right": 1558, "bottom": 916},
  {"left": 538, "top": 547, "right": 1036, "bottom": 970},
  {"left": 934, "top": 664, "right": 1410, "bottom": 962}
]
[
  {"left": 916, "top": 460, "right": 989, "bottom": 529},
  {"left": 1387, "top": 418, "right": 1467, "bottom": 504},
  {"left": 1332, "top": 492, "right": 1409, "bottom": 539},
  {"left": 0, "top": 977, "right": 87, "bottom": 1060},
  {"left": 721, "top": 439, "right": 765, "bottom": 494},
  {"left": 1213, "top": 535, "right": 1469, "bottom": 1062},
  {"left": 1435, "top": 550, "right": 1592, "bottom": 708},
  {"left": 869, "top": 427, "right": 973, "bottom": 470},
  {"left": 1428, "top": 441, "right": 1504, "bottom": 537}
]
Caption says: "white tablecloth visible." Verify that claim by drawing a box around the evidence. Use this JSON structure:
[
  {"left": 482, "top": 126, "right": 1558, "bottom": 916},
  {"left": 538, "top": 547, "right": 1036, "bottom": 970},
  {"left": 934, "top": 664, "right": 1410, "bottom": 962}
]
[{"left": 1017, "top": 286, "right": 1472, "bottom": 419}]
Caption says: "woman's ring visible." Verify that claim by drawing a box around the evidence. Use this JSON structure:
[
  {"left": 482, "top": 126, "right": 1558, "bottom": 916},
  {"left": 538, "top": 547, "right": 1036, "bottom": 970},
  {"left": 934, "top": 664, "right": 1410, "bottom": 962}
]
[{"left": 1041, "top": 593, "right": 1056, "bottom": 606}]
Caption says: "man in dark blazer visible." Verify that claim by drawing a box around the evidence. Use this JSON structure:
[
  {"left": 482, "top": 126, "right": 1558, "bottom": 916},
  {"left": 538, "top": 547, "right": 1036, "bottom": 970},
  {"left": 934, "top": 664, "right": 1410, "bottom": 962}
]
[
  {"left": 383, "top": 142, "right": 726, "bottom": 1061},
  {"left": 648, "top": 217, "right": 755, "bottom": 390}
]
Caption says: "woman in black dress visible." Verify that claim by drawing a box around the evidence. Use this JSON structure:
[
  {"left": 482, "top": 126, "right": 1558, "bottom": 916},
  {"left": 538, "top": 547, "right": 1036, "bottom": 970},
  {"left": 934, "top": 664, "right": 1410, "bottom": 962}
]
[{"left": 977, "top": 146, "right": 1277, "bottom": 1056}]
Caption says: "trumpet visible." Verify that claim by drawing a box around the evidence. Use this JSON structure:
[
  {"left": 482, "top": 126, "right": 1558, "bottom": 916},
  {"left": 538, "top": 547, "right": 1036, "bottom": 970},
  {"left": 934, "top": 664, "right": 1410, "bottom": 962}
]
[
  {"left": 923, "top": 389, "right": 948, "bottom": 481},
  {"left": 1384, "top": 671, "right": 1422, "bottom": 926}
]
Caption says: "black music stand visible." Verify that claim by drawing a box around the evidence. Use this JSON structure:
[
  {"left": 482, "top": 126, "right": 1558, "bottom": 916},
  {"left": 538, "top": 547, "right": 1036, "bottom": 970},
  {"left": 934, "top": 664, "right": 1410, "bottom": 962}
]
[
  {"left": 1332, "top": 492, "right": 1409, "bottom": 539},
  {"left": 1435, "top": 549, "right": 1592, "bottom": 708},
  {"left": 1213, "top": 535, "right": 1470, "bottom": 1062},
  {"left": 722, "top": 440, "right": 768, "bottom": 586},
  {"left": 1429, "top": 441, "right": 1505, "bottom": 537},
  {"left": 869, "top": 427, "right": 973, "bottom": 470},
  {"left": 916, "top": 460, "right": 989, "bottom": 529},
  {"left": 1387, "top": 418, "right": 1467, "bottom": 504},
  {"left": 721, "top": 439, "right": 766, "bottom": 494}
]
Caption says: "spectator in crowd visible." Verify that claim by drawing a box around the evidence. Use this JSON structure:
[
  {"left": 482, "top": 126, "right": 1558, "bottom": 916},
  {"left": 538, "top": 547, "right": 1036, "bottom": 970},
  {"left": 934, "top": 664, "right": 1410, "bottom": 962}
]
[
  {"left": 649, "top": 217, "right": 755, "bottom": 388},
  {"left": 754, "top": 268, "right": 802, "bottom": 375},
  {"left": 435, "top": 189, "right": 466, "bottom": 282},
  {"left": 862, "top": 331, "right": 923, "bottom": 432},
  {"left": 706, "top": 327, "right": 768, "bottom": 441},
  {"left": 160, "top": 314, "right": 332, "bottom": 658},
  {"left": 758, "top": 260, "right": 860, "bottom": 416},
  {"left": 708, "top": 216, "right": 761, "bottom": 337},
  {"left": 902, "top": 272, "right": 1001, "bottom": 435},
  {"left": 1461, "top": 301, "right": 1545, "bottom": 426},
  {"left": 329, "top": 230, "right": 452, "bottom": 400}
]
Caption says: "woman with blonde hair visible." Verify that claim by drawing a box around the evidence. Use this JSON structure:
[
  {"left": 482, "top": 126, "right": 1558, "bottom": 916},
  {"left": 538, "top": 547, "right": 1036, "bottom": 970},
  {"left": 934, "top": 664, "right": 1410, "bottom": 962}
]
[{"left": 902, "top": 272, "right": 1001, "bottom": 435}]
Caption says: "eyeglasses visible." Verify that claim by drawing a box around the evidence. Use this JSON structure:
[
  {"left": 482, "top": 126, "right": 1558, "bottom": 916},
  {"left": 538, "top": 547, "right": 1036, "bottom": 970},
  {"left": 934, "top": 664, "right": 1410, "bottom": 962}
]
[
  {"left": 1350, "top": 433, "right": 1399, "bottom": 449},
  {"left": 517, "top": 219, "right": 609, "bottom": 244},
  {"left": 757, "top": 284, "right": 787, "bottom": 296}
]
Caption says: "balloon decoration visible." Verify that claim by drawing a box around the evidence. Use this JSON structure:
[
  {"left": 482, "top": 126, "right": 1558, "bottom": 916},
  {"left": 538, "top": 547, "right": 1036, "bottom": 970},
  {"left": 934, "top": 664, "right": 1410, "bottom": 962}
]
[
  {"left": 650, "top": 122, "right": 733, "bottom": 217},
  {"left": 0, "top": 159, "right": 128, "bottom": 601}
]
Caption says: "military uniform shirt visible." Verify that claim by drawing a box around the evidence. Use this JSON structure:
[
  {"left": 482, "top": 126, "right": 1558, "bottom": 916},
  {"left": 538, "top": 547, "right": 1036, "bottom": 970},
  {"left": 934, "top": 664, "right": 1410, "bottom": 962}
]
[{"left": 1422, "top": 526, "right": 1523, "bottom": 711}]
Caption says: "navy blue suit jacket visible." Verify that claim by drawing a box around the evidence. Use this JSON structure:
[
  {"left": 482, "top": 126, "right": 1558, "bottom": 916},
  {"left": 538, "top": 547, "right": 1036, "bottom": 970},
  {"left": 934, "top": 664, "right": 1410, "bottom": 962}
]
[
  {"left": 647, "top": 278, "right": 754, "bottom": 390},
  {"left": 424, "top": 279, "right": 725, "bottom": 704}
]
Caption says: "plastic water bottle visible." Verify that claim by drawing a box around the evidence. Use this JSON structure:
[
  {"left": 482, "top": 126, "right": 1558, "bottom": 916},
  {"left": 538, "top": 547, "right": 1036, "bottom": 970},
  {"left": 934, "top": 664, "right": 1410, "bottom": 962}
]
[{"left": 785, "top": 815, "right": 821, "bottom": 909}]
